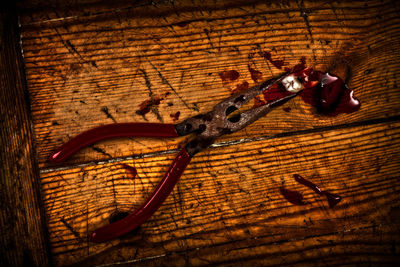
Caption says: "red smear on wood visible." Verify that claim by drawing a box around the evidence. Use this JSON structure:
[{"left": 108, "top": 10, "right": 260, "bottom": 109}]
[
  {"left": 261, "top": 51, "right": 286, "bottom": 69},
  {"left": 262, "top": 83, "right": 292, "bottom": 103},
  {"left": 231, "top": 81, "right": 249, "bottom": 95},
  {"left": 121, "top": 164, "right": 137, "bottom": 179},
  {"left": 136, "top": 95, "right": 163, "bottom": 116},
  {"left": 296, "top": 69, "right": 360, "bottom": 116},
  {"left": 248, "top": 65, "right": 263, "bottom": 83},
  {"left": 259, "top": 55, "right": 360, "bottom": 116},
  {"left": 253, "top": 96, "right": 266, "bottom": 108},
  {"left": 170, "top": 111, "right": 181, "bottom": 121},
  {"left": 219, "top": 70, "right": 240, "bottom": 82}
]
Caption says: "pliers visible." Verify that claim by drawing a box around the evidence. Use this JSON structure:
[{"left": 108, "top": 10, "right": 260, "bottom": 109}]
[{"left": 49, "top": 71, "right": 300, "bottom": 242}]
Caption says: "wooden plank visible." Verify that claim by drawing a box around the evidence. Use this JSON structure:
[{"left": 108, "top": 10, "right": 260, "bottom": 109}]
[
  {"left": 0, "top": 4, "right": 50, "bottom": 267},
  {"left": 17, "top": 0, "right": 400, "bottom": 265},
  {"left": 19, "top": 0, "right": 400, "bottom": 167},
  {"left": 40, "top": 121, "right": 400, "bottom": 266}
]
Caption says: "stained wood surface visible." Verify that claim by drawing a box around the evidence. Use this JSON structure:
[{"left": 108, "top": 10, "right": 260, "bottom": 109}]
[
  {"left": 17, "top": 0, "right": 400, "bottom": 266},
  {"left": 0, "top": 4, "right": 50, "bottom": 267}
]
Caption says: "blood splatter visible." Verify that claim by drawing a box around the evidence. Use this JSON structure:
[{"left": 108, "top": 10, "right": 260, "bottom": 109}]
[
  {"left": 262, "top": 83, "right": 292, "bottom": 103},
  {"left": 296, "top": 69, "right": 361, "bottom": 116},
  {"left": 136, "top": 95, "right": 163, "bottom": 116},
  {"left": 260, "top": 56, "right": 360, "bottom": 116},
  {"left": 219, "top": 70, "right": 240, "bottom": 82},
  {"left": 248, "top": 65, "right": 263, "bottom": 83},
  {"left": 122, "top": 164, "right": 137, "bottom": 179},
  {"left": 261, "top": 51, "right": 286, "bottom": 69},
  {"left": 253, "top": 96, "right": 266, "bottom": 108},
  {"left": 231, "top": 81, "right": 249, "bottom": 95},
  {"left": 170, "top": 111, "right": 181, "bottom": 121}
]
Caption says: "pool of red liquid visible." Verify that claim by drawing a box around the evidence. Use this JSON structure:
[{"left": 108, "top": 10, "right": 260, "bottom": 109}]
[{"left": 263, "top": 67, "right": 360, "bottom": 116}]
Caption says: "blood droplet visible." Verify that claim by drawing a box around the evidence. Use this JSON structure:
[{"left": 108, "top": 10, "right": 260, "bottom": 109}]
[
  {"left": 122, "top": 164, "right": 137, "bottom": 179},
  {"left": 136, "top": 95, "right": 163, "bottom": 116},
  {"left": 261, "top": 56, "right": 361, "bottom": 116},
  {"left": 248, "top": 65, "right": 263, "bottom": 83},
  {"left": 170, "top": 111, "right": 181, "bottom": 121},
  {"left": 232, "top": 81, "right": 249, "bottom": 95},
  {"left": 219, "top": 70, "right": 240, "bottom": 82},
  {"left": 261, "top": 51, "right": 286, "bottom": 69}
]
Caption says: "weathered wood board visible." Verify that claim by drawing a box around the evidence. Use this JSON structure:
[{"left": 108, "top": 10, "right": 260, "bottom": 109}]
[
  {"left": 16, "top": 0, "right": 400, "bottom": 265},
  {"left": 0, "top": 4, "right": 50, "bottom": 267}
]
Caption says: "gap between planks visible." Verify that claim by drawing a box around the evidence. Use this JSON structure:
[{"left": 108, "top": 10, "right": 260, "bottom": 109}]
[
  {"left": 92, "top": 223, "right": 383, "bottom": 267},
  {"left": 40, "top": 115, "right": 400, "bottom": 174}
]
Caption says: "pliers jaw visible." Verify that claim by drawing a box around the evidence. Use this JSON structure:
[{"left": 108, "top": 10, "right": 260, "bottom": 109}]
[{"left": 176, "top": 71, "right": 299, "bottom": 156}]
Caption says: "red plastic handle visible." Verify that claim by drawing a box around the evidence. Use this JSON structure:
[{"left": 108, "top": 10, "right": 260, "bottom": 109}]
[
  {"left": 90, "top": 147, "right": 191, "bottom": 242},
  {"left": 49, "top": 123, "right": 178, "bottom": 163}
]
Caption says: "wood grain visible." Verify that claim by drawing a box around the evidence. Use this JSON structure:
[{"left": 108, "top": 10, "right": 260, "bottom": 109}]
[
  {"left": 0, "top": 4, "right": 50, "bottom": 267},
  {"left": 41, "top": 121, "right": 400, "bottom": 266},
  {"left": 16, "top": 0, "right": 400, "bottom": 266},
  {"left": 19, "top": 0, "right": 400, "bottom": 166}
]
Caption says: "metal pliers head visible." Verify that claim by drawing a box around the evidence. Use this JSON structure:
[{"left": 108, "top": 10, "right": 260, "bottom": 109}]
[{"left": 176, "top": 72, "right": 298, "bottom": 156}]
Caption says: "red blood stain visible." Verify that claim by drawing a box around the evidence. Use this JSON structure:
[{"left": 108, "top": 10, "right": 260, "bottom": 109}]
[
  {"left": 136, "top": 95, "right": 163, "bottom": 116},
  {"left": 248, "top": 65, "right": 263, "bottom": 83},
  {"left": 296, "top": 68, "right": 361, "bottom": 116},
  {"left": 219, "top": 70, "right": 240, "bottom": 82},
  {"left": 262, "top": 83, "right": 292, "bottom": 103},
  {"left": 231, "top": 81, "right": 249, "bottom": 95},
  {"left": 121, "top": 164, "right": 137, "bottom": 179},
  {"left": 285, "top": 56, "right": 307, "bottom": 73},
  {"left": 279, "top": 187, "right": 305, "bottom": 205},
  {"left": 253, "top": 96, "right": 266, "bottom": 108},
  {"left": 170, "top": 111, "right": 181, "bottom": 121},
  {"left": 261, "top": 51, "right": 286, "bottom": 69},
  {"left": 259, "top": 56, "right": 360, "bottom": 116}
]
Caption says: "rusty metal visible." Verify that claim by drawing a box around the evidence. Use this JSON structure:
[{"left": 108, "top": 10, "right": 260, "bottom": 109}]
[{"left": 175, "top": 72, "right": 298, "bottom": 156}]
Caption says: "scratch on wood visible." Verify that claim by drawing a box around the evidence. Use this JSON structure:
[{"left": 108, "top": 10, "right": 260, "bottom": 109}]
[
  {"left": 91, "top": 145, "right": 113, "bottom": 158},
  {"left": 203, "top": 28, "right": 215, "bottom": 51},
  {"left": 100, "top": 106, "right": 117, "bottom": 123},
  {"left": 140, "top": 68, "right": 153, "bottom": 97},
  {"left": 40, "top": 115, "right": 400, "bottom": 175},
  {"left": 298, "top": 0, "right": 314, "bottom": 44},
  {"left": 66, "top": 40, "right": 85, "bottom": 61},
  {"left": 60, "top": 217, "right": 85, "bottom": 243},
  {"left": 151, "top": 106, "right": 164, "bottom": 123}
]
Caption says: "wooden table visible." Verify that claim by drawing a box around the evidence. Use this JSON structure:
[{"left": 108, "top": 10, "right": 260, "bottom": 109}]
[{"left": 1, "top": 0, "right": 400, "bottom": 266}]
